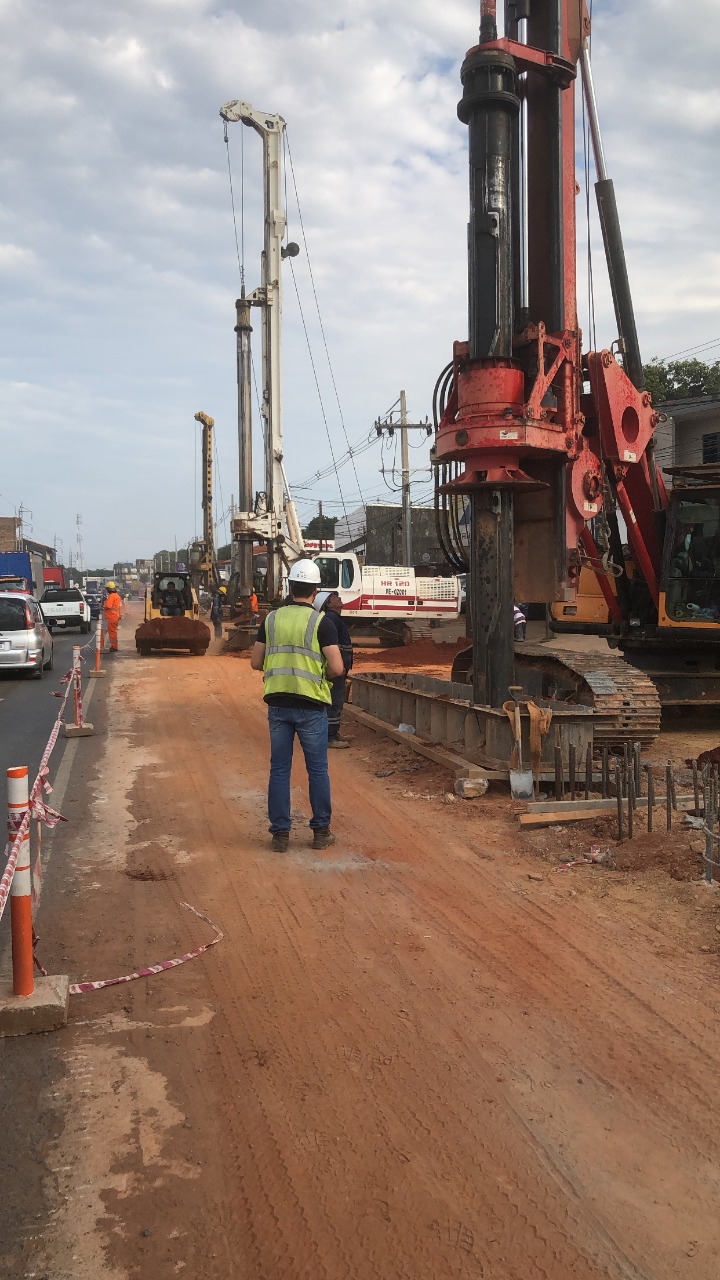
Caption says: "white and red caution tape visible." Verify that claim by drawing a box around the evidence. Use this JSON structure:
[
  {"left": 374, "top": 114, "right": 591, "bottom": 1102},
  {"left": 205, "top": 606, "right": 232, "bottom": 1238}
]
[
  {"left": 68, "top": 902, "right": 223, "bottom": 995},
  {"left": 3, "top": 636, "right": 224, "bottom": 999},
  {"left": 0, "top": 668, "right": 73, "bottom": 927}
]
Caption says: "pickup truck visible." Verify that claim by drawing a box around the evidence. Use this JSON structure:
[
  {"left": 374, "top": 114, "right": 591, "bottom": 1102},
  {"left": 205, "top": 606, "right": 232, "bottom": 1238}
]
[{"left": 39, "top": 586, "right": 92, "bottom": 634}]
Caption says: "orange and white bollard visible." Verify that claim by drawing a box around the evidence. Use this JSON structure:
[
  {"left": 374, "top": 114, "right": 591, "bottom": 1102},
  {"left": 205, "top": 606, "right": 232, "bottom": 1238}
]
[
  {"left": 7, "top": 766, "right": 34, "bottom": 998},
  {"left": 0, "top": 767, "right": 69, "bottom": 1034},
  {"left": 87, "top": 615, "right": 106, "bottom": 679},
  {"left": 65, "top": 646, "right": 94, "bottom": 737}
]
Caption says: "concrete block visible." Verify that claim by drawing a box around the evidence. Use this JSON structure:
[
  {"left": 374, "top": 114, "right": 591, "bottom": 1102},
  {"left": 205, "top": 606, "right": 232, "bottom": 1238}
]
[
  {"left": 64, "top": 723, "right": 94, "bottom": 737},
  {"left": 0, "top": 974, "right": 70, "bottom": 1036},
  {"left": 454, "top": 776, "right": 489, "bottom": 799},
  {"left": 87, "top": 670, "right": 107, "bottom": 678}
]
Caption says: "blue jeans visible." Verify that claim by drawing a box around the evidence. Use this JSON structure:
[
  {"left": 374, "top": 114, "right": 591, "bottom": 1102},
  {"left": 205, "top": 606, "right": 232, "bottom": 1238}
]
[
  {"left": 267, "top": 704, "right": 331, "bottom": 834},
  {"left": 328, "top": 675, "right": 347, "bottom": 739}
]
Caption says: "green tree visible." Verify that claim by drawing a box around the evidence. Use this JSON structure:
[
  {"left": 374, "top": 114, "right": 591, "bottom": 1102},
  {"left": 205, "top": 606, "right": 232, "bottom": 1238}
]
[
  {"left": 302, "top": 514, "right": 337, "bottom": 541},
  {"left": 643, "top": 358, "right": 720, "bottom": 402}
]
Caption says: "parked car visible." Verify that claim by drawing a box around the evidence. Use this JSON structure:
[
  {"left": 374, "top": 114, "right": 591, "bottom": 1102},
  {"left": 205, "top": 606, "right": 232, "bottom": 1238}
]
[
  {"left": 39, "top": 586, "right": 92, "bottom": 634},
  {"left": 0, "top": 592, "right": 53, "bottom": 678}
]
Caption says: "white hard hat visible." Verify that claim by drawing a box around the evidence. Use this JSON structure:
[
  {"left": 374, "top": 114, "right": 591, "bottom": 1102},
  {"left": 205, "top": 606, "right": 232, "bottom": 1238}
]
[
  {"left": 313, "top": 590, "right": 331, "bottom": 611},
  {"left": 288, "top": 559, "right": 321, "bottom": 585}
]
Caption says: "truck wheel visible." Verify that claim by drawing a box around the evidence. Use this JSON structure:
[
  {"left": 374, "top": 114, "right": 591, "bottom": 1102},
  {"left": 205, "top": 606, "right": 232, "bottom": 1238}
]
[{"left": 137, "top": 645, "right": 151, "bottom": 657}]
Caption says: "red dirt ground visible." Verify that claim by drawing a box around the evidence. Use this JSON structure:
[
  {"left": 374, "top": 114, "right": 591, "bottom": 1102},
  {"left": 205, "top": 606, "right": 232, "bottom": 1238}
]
[{"left": 11, "top": 605, "right": 720, "bottom": 1279}]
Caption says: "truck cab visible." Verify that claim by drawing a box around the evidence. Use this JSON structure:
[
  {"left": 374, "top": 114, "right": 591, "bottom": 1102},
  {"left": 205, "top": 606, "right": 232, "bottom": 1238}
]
[
  {"left": 315, "top": 552, "right": 359, "bottom": 602},
  {"left": 313, "top": 552, "right": 460, "bottom": 621}
]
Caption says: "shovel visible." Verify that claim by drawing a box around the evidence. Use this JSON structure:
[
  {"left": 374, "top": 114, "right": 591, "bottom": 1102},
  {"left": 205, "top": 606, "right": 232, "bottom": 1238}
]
[{"left": 508, "top": 685, "right": 534, "bottom": 801}]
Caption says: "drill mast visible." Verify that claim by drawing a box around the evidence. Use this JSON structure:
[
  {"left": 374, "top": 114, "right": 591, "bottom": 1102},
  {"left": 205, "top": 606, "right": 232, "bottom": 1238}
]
[{"left": 435, "top": 0, "right": 658, "bottom": 709}]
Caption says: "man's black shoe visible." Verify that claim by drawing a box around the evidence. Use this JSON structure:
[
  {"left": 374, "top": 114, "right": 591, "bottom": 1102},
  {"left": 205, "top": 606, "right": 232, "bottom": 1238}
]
[
  {"left": 312, "top": 828, "right": 336, "bottom": 851},
  {"left": 271, "top": 832, "right": 290, "bottom": 853}
]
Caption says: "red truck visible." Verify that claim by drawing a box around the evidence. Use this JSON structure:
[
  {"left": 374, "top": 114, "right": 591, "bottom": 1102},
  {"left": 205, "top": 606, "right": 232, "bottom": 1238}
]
[{"left": 43, "top": 567, "right": 66, "bottom": 589}]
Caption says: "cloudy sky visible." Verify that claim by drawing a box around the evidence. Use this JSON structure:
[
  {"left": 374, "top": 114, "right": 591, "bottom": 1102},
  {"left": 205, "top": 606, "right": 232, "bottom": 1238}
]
[{"left": 1, "top": 0, "right": 719, "bottom": 566}]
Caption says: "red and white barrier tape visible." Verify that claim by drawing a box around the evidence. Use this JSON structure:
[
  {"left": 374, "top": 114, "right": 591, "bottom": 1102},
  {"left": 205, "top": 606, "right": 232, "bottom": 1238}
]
[
  {"left": 0, "top": 665, "right": 74, "bottom": 926},
  {"left": 68, "top": 902, "right": 223, "bottom": 994}
]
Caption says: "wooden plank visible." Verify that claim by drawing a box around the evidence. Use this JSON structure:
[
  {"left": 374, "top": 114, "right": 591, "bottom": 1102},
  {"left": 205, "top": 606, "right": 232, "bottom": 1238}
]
[
  {"left": 519, "top": 808, "right": 611, "bottom": 828},
  {"left": 526, "top": 797, "right": 614, "bottom": 813},
  {"left": 526, "top": 794, "right": 700, "bottom": 815},
  {"left": 520, "top": 796, "right": 703, "bottom": 827},
  {"left": 345, "top": 704, "right": 502, "bottom": 779}
]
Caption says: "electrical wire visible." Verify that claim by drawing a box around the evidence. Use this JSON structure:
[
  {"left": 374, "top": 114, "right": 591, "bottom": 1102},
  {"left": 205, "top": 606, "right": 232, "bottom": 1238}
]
[
  {"left": 223, "top": 122, "right": 244, "bottom": 286},
  {"left": 293, "top": 427, "right": 377, "bottom": 490},
  {"left": 656, "top": 337, "right": 720, "bottom": 363},
  {"left": 213, "top": 435, "right": 229, "bottom": 549},
  {"left": 249, "top": 351, "right": 265, "bottom": 450},
  {"left": 285, "top": 130, "right": 366, "bottom": 509},
  {"left": 287, "top": 259, "right": 349, "bottom": 524}
]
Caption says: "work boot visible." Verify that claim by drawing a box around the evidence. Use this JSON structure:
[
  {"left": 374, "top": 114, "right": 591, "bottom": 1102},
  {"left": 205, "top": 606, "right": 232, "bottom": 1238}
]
[
  {"left": 328, "top": 737, "right": 350, "bottom": 749},
  {"left": 312, "top": 828, "right": 336, "bottom": 851},
  {"left": 271, "top": 831, "right": 289, "bottom": 853}
]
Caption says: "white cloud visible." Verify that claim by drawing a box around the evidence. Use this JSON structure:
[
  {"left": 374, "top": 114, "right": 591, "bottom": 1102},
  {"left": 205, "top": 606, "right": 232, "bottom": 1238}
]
[{"left": 0, "top": 244, "right": 37, "bottom": 271}]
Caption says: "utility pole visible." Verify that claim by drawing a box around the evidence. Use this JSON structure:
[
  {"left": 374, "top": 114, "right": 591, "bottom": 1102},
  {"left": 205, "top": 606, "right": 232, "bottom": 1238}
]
[
  {"left": 17, "top": 503, "right": 32, "bottom": 550},
  {"left": 399, "top": 389, "right": 412, "bottom": 569},
  {"left": 374, "top": 392, "right": 433, "bottom": 569},
  {"left": 318, "top": 501, "right": 324, "bottom": 551},
  {"left": 76, "top": 514, "right": 83, "bottom": 572}
]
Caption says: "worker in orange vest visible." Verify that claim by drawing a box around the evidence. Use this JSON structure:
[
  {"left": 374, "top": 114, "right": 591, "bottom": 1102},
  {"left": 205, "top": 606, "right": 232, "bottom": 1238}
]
[
  {"left": 103, "top": 581, "right": 124, "bottom": 653},
  {"left": 250, "top": 589, "right": 259, "bottom": 624}
]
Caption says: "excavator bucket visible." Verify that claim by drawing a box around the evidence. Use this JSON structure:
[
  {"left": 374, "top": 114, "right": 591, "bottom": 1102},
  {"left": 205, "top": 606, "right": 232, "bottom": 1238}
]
[
  {"left": 135, "top": 572, "right": 211, "bottom": 657},
  {"left": 135, "top": 616, "right": 210, "bottom": 657}
]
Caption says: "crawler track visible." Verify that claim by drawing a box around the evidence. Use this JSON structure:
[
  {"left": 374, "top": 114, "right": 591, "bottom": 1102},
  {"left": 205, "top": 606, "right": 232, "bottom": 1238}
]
[{"left": 515, "top": 644, "right": 662, "bottom": 748}]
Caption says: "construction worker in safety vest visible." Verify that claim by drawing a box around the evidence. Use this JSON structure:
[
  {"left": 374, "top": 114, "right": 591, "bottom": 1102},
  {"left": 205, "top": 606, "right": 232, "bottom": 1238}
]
[
  {"left": 251, "top": 559, "right": 344, "bottom": 853},
  {"left": 103, "top": 581, "right": 124, "bottom": 653}
]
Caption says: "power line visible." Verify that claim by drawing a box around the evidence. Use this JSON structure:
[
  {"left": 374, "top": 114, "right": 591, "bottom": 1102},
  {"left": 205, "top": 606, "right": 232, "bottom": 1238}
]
[
  {"left": 285, "top": 130, "right": 365, "bottom": 509},
  {"left": 213, "top": 435, "right": 228, "bottom": 548},
  {"left": 656, "top": 337, "right": 720, "bottom": 364},
  {"left": 223, "top": 122, "right": 244, "bottom": 286},
  {"left": 293, "top": 429, "right": 378, "bottom": 490},
  {"left": 287, "top": 260, "right": 349, "bottom": 525}
]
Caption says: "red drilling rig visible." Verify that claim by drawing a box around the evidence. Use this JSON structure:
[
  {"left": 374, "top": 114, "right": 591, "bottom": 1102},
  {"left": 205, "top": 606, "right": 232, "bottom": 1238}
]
[{"left": 434, "top": 0, "right": 720, "bottom": 747}]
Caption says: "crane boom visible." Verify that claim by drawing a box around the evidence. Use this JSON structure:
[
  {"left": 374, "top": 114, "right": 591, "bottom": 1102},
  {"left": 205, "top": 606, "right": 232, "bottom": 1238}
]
[
  {"left": 193, "top": 411, "right": 218, "bottom": 588},
  {"left": 221, "top": 99, "right": 304, "bottom": 601}
]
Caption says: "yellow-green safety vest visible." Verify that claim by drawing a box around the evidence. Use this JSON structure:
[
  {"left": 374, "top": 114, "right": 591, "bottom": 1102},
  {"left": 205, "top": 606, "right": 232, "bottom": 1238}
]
[{"left": 263, "top": 605, "right": 332, "bottom": 705}]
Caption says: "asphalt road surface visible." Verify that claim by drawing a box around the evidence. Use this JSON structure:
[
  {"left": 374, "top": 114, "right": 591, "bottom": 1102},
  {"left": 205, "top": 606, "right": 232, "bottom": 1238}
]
[{"left": 0, "top": 629, "right": 82, "bottom": 784}]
